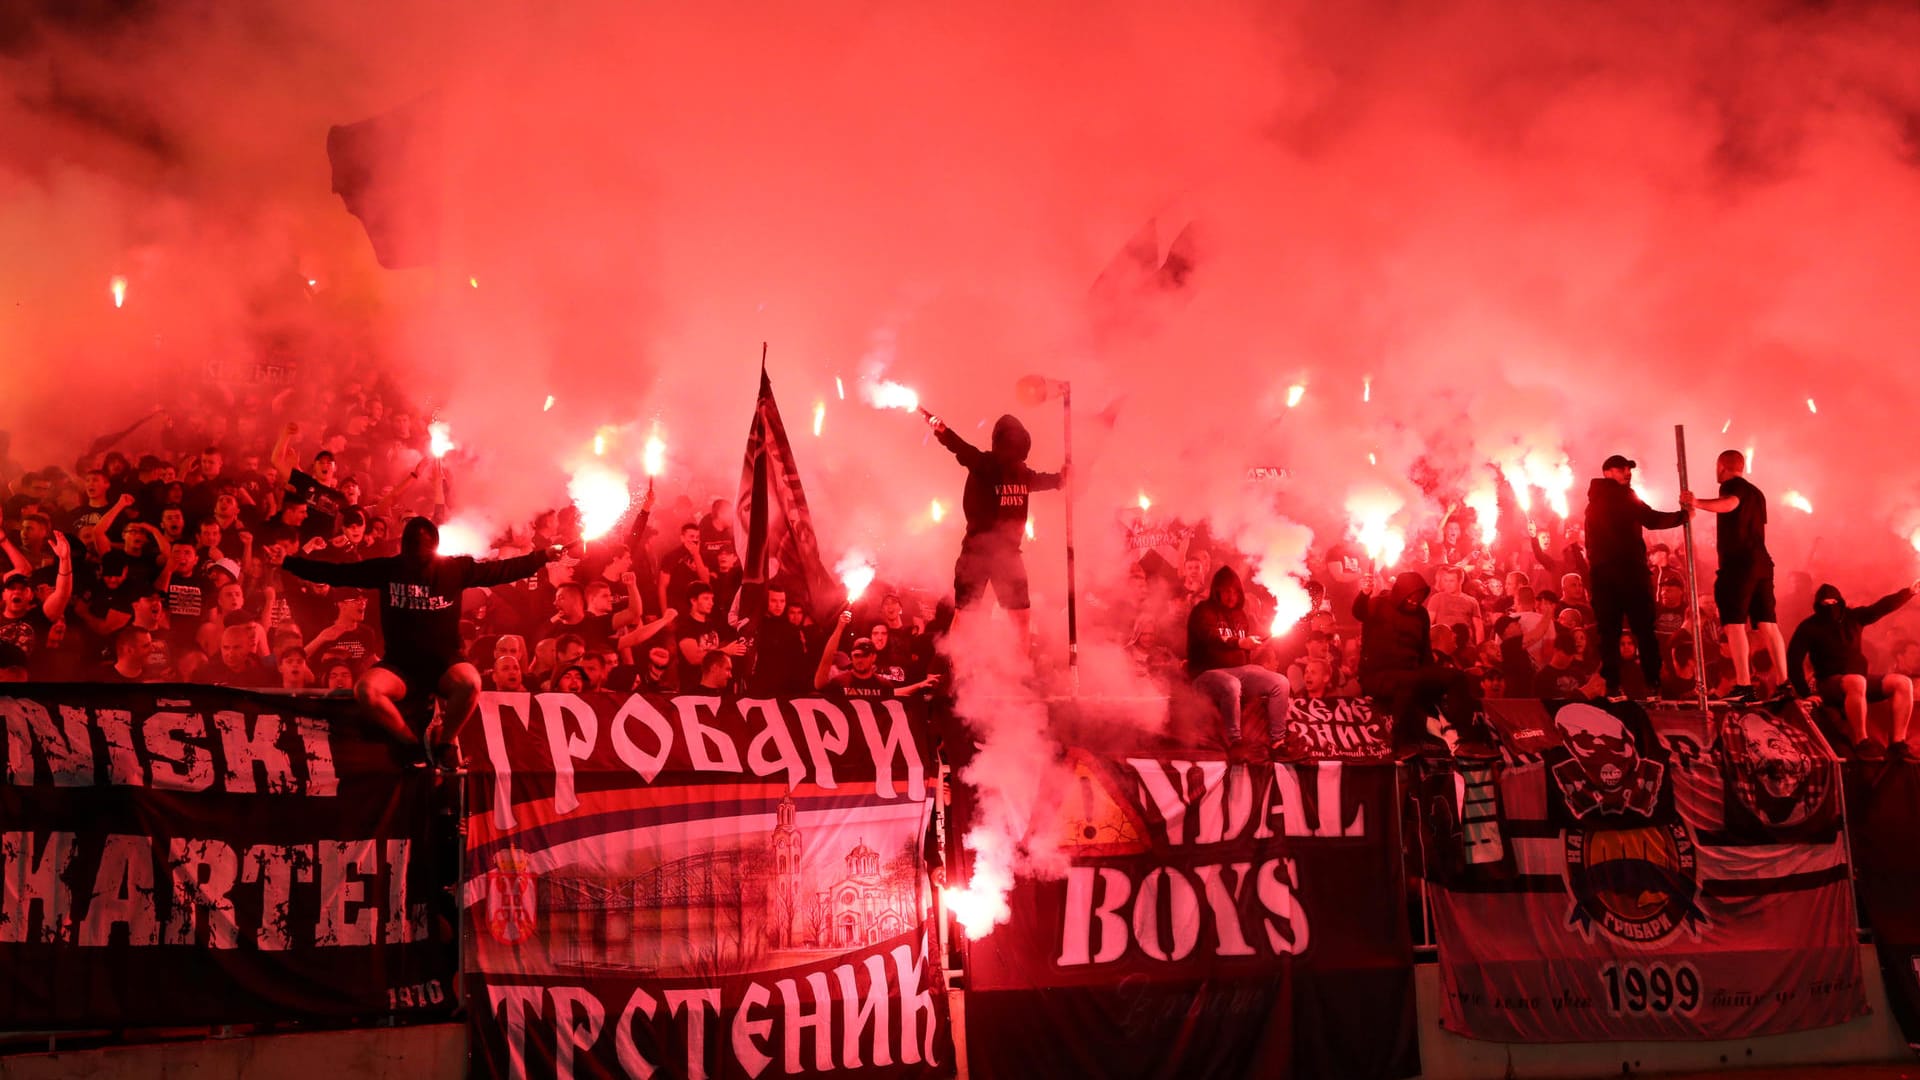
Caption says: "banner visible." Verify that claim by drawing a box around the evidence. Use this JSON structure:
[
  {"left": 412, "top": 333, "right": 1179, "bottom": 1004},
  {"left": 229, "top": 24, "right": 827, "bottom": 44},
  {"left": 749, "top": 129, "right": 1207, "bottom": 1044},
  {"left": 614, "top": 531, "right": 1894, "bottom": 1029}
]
[
  {"left": 1843, "top": 760, "right": 1920, "bottom": 1050},
  {"left": 0, "top": 685, "right": 452, "bottom": 1027},
  {"left": 1285, "top": 696, "right": 1393, "bottom": 761},
  {"left": 964, "top": 752, "right": 1419, "bottom": 1080},
  {"left": 1427, "top": 698, "right": 1865, "bottom": 1042},
  {"left": 459, "top": 691, "right": 951, "bottom": 1080}
]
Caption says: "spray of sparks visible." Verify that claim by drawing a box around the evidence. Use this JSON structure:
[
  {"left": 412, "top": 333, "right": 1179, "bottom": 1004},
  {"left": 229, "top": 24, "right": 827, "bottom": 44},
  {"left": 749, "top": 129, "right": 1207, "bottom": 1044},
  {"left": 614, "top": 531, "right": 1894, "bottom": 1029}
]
[
  {"left": 109, "top": 276, "right": 127, "bottom": 308},
  {"left": 1721, "top": 418, "right": 1733, "bottom": 434},
  {"left": 543, "top": 395, "right": 555, "bottom": 412},
  {"left": 567, "top": 463, "right": 631, "bottom": 540},
  {"left": 428, "top": 420, "right": 456, "bottom": 458},
  {"left": 835, "top": 376, "right": 845, "bottom": 401},
  {"left": 1782, "top": 490, "right": 1814, "bottom": 514},
  {"left": 1285, "top": 383, "right": 1306, "bottom": 408}
]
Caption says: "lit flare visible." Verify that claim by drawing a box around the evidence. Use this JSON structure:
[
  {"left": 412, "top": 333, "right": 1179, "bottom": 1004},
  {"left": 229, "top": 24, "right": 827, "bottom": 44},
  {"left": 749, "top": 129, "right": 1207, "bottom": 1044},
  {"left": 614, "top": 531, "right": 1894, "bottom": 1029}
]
[
  {"left": 813, "top": 402, "right": 825, "bottom": 438},
  {"left": 110, "top": 276, "right": 127, "bottom": 309},
  {"left": 568, "top": 464, "right": 631, "bottom": 541},
  {"left": 838, "top": 556, "right": 877, "bottom": 603},
  {"left": 1285, "top": 384, "right": 1306, "bottom": 408},
  {"left": 428, "top": 421, "right": 456, "bottom": 458},
  {"left": 642, "top": 432, "right": 667, "bottom": 478},
  {"left": 866, "top": 380, "right": 920, "bottom": 412},
  {"left": 1782, "top": 490, "right": 1813, "bottom": 514}
]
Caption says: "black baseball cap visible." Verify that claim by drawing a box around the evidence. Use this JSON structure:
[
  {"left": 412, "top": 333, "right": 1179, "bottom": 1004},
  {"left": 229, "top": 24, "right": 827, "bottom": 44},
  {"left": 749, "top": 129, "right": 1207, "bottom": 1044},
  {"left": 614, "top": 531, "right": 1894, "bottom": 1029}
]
[
  {"left": 850, "top": 637, "right": 876, "bottom": 655},
  {"left": 1602, "top": 454, "right": 1636, "bottom": 471},
  {"left": 2, "top": 573, "right": 30, "bottom": 591}
]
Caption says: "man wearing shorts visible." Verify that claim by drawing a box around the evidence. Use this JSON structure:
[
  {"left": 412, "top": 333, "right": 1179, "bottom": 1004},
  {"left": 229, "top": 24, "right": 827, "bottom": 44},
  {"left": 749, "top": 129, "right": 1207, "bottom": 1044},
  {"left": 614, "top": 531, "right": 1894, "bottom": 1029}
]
[
  {"left": 1682, "top": 449, "right": 1786, "bottom": 701},
  {"left": 932, "top": 413, "right": 1063, "bottom": 646},
  {"left": 283, "top": 517, "right": 566, "bottom": 756},
  {"left": 1787, "top": 582, "right": 1918, "bottom": 759}
]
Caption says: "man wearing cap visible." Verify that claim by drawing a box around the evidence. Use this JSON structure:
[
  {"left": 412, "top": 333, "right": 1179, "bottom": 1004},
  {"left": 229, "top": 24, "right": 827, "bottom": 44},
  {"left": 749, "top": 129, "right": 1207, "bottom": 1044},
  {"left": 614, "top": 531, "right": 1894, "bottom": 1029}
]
[
  {"left": 814, "top": 609, "right": 942, "bottom": 699},
  {"left": 281, "top": 517, "right": 570, "bottom": 756},
  {"left": 1584, "top": 454, "right": 1690, "bottom": 700},
  {"left": 0, "top": 532, "right": 72, "bottom": 662},
  {"left": 1680, "top": 449, "right": 1788, "bottom": 702}
]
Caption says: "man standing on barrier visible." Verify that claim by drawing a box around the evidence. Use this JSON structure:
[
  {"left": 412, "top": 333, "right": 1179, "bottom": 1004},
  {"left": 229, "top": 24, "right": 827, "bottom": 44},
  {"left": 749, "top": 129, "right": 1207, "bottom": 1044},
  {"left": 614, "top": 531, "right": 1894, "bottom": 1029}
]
[
  {"left": 1681, "top": 449, "right": 1787, "bottom": 702},
  {"left": 1584, "top": 454, "right": 1690, "bottom": 701},
  {"left": 1787, "top": 581, "right": 1918, "bottom": 760},
  {"left": 282, "top": 517, "right": 571, "bottom": 758},
  {"left": 930, "top": 412, "right": 1064, "bottom": 647},
  {"left": 1353, "top": 570, "right": 1496, "bottom": 759}
]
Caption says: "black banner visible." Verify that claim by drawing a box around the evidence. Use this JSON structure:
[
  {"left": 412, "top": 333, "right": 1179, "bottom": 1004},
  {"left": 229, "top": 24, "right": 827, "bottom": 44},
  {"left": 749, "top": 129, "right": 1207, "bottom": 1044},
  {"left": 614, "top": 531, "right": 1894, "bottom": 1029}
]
[
  {"left": 0, "top": 684, "right": 454, "bottom": 1027},
  {"left": 1845, "top": 760, "right": 1920, "bottom": 1050},
  {"left": 964, "top": 755, "right": 1418, "bottom": 1080}
]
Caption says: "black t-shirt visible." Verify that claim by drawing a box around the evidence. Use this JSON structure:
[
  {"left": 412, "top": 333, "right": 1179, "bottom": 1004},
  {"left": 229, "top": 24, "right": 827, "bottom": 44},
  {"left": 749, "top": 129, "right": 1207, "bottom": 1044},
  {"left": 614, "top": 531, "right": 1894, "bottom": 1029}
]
[
  {"left": 0, "top": 608, "right": 52, "bottom": 658},
  {"left": 745, "top": 618, "right": 812, "bottom": 696},
  {"left": 1716, "top": 476, "right": 1770, "bottom": 568},
  {"left": 550, "top": 612, "right": 619, "bottom": 653},
  {"left": 829, "top": 671, "right": 895, "bottom": 700},
  {"left": 672, "top": 613, "right": 733, "bottom": 691},
  {"left": 660, "top": 549, "right": 705, "bottom": 610},
  {"left": 287, "top": 469, "right": 347, "bottom": 537},
  {"left": 698, "top": 515, "right": 734, "bottom": 573}
]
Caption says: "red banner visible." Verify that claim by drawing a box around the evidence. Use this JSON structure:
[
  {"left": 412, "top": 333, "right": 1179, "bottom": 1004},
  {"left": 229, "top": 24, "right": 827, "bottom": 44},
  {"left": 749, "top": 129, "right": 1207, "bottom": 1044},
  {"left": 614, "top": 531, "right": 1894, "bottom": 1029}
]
[
  {"left": 1425, "top": 699, "right": 1865, "bottom": 1042},
  {"left": 457, "top": 691, "right": 951, "bottom": 1080}
]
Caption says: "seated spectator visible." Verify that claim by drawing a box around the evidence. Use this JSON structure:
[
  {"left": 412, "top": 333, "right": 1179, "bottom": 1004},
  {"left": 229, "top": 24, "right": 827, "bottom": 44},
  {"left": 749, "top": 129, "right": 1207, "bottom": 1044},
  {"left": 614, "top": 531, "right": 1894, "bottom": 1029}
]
[
  {"left": 1660, "top": 643, "right": 1701, "bottom": 702},
  {"left": 1186, "top": 567, "right": 1294, "bottom": 759},
  {"left": 1788, "top": 582, "right": 1918, "bottom": 759}
]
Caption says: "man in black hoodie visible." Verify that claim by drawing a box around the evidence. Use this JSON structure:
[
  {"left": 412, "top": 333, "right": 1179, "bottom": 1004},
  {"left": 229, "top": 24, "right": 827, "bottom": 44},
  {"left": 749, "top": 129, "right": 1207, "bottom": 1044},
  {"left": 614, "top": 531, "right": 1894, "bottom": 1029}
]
[
  {"left": 1353, "top": 570, "right": 1495, "bottom": 757},
  {"left": 1186, "top": 566, "right": 1293, "bottom": 755},
  {"left": 1787, "top": 581, "right": 1918, "bottom": 758},
  {"left": 1583, "top": 454, "right": 1690, "bottom": 699},
  {"left": 283, "top": 517, "right": 566, "bottom": 752},
  {"left": 933, "top": 414, "right": 1064, "bottom": 645}
]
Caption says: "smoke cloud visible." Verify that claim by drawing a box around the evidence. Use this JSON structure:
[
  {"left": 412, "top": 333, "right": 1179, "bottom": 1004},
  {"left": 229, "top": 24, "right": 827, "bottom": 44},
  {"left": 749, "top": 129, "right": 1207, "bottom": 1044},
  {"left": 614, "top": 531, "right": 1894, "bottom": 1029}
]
[{"left": 12, "top": 0, "right": 1920, "bottom": 923}]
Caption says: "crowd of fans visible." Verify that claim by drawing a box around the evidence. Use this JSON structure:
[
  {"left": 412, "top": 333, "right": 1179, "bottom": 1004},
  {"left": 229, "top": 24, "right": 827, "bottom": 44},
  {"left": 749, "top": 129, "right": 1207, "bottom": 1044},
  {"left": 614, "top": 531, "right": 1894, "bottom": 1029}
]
[{"left": 7, "top": 380, "right": 1920, "bottom": 761}]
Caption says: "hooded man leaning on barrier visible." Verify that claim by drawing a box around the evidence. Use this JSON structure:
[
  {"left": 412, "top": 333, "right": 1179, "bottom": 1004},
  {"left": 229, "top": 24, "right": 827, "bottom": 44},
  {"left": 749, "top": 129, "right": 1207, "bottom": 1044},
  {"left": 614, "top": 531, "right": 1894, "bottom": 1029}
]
[
  {"left": 1354, "top": 570, "right": 1498, "bottom": 759},
  {"left": 1186, "top": 566, "right": 1303, "bottom": 762}
]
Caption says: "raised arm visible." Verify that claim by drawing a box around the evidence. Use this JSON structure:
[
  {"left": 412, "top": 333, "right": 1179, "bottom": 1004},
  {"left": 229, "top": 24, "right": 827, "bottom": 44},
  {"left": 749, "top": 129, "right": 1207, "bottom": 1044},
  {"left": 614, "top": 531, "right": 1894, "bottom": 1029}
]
[
  {"left": 813, "top": 609, "right": 853, "bottom": 691},
  {"left": 0, "top": 531, "right": 29, "bottom": 578},
  {"left": 43, "top": 533, "right": 73, "bottom": 621},
  {"left": 270, "top": 422, "right": 301, "bottom": 477},
  {"left": 1857, "top": 586, "right": 1917, "bottom": 627},
  {"left": 464, "top": 548, "right": 558, "bottom": 588},
  {"left": 282, "top": 554, "right": 393, "bottom": 588},
  {"left": 932, "top": 421, "right": 984, "bottom": 469},
  {"left": 617, "top": 609, "right": 677, "bottom": 651}
]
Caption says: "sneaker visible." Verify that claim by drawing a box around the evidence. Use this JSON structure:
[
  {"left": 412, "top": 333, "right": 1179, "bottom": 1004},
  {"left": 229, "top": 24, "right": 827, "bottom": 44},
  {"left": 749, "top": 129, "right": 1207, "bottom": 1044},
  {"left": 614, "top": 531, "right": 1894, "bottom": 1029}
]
[
  {"left": 1854, "top": 740, "right": 1889, "bottom": 762},
  {"left": 1728, "top": 685, "right": 1758, "bottom": 703},
  {"left": 1268, "top": 733, "right": 1313, "bottom": 764}
]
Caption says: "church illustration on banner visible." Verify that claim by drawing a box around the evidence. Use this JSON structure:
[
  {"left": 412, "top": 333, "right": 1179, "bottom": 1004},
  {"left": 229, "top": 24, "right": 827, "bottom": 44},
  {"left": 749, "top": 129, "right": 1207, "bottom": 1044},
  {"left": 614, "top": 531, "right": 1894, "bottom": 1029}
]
[{"left": 525, "top": 792, "right": 922, "bottom": 978}]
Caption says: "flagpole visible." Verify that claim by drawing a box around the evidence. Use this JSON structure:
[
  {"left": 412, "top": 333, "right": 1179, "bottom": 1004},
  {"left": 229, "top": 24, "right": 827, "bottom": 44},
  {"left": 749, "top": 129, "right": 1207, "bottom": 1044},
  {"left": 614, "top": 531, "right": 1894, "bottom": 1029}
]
[
  {"left": 1675, "top": 424, "right": 1709, "bottom": 713},
  {"left": 1063, "top": 382, "right": 1079, "bottom": 696}
]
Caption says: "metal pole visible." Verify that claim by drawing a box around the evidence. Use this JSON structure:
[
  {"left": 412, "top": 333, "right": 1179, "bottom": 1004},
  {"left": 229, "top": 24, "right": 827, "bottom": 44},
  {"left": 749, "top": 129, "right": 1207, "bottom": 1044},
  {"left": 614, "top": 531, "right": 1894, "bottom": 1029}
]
[
  {"left": 1063, "top": 383, "right": 1079, "bottom": 696},
  {"left": 1675, "top": 424, "right": 1710, "bottom": 713}
]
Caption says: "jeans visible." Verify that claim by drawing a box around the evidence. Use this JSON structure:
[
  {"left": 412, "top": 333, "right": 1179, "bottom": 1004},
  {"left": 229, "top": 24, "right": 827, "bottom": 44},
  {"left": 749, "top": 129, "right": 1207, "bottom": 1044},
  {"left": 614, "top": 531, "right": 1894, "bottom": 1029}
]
[{"left": 1196, "top": 665, "right": 1292, "bottom": 744}]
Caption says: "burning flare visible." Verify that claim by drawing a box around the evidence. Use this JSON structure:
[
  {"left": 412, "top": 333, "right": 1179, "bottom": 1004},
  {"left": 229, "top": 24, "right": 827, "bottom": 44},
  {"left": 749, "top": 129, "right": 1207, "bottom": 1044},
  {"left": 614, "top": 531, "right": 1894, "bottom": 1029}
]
[
  {"left": 543, "top": 395, "right": 555, "bottom": 412},
  {"left": 812, "top": 402, "right": 825, "bottom": 438},
  {"left": 642, "top": 432, "right": 667, "bottom": 478},
  {"left": 428, "top": 420, "right": 455, "bottom": 458},
  {"left": 944, "top": 858, "right": 1015, "bottom": 941},
  {"left": 1363, "top": 375, "right": 1371, "bottom": 403},
  {"left": 837, "top": 555, "right": 877, "bottom": 603},
  {"left": 109, "top": 276, "right": 127, "bottom": 308},
  {"left": 1285, "top": 383, "right": 1306, "bottom": 408},
  {"left": 1806, "top": 397, "right": 1818, "bottom": 415},
  {"left": 1782, "top": 490, "right": 1813, "bottom": 514},
  {"left": 1137, "top": 492, "right": 1151, "bottom": 512},
  {"left": 1346, "top": 487, "right": 1406, "bottom": 568},
  {"left": 1463, "top": 485, "right": 1499, "bottom": 546},
  {"left": 866, "top": 380, "right": 920, "bottom": 412},
  {"left": 568, "top": 464, "right": 631, "bottom": 541},
  {"left": 929, "top": 499, "right": 946, "bottom": 523},
  {"left": 1024, "top": 517, "right": 1035, "bottom": 541},
  {"left": 835, "top": 376, "right": 845, "bottom": 401}
]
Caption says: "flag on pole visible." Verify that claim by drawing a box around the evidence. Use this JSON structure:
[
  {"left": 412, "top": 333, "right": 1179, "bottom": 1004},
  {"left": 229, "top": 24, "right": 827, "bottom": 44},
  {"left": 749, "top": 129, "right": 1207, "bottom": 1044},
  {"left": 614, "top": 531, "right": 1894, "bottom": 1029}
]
[{"left": 735, "top": 361, "right": 835, "bottom": 629}]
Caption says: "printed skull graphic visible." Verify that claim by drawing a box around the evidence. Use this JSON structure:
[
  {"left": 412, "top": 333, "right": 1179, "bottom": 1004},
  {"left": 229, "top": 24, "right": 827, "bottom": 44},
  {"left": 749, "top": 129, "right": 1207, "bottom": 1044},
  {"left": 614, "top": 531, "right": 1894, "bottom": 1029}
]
[
  {"left": 1554, "top": 703, "right": 1638, "bottom": 791},
  {"left": 1736, "top": 712, "right": 1810, "bottom": 800}
]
